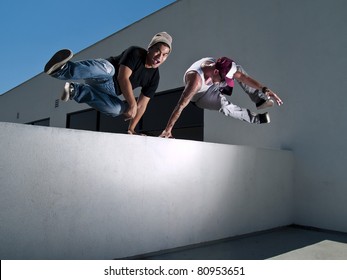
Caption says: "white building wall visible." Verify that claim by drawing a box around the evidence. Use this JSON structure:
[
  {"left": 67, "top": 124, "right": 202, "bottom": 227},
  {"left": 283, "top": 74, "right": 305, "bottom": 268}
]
[
  {"left": 0, "top": 122, "right": 293, "bottom": 259},
  {"left": 0, "top": 0, "right": 346, "bottom": 237}
]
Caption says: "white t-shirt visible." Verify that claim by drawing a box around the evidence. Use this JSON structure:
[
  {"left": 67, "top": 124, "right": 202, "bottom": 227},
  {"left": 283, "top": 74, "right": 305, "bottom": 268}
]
[{"left": 183, "top": 57, "right": 215, "bottom": 93}]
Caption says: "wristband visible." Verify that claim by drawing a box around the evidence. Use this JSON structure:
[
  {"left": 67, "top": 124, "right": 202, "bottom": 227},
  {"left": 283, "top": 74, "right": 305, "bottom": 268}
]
[{"left": 262, "top": 87, "right": 269, "bottom": 93}]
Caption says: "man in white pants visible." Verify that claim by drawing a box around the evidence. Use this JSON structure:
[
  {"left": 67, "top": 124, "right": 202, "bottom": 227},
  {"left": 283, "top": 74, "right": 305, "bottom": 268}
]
[{"left": 160, "top": 56, "right": 283, "bottom": 138}]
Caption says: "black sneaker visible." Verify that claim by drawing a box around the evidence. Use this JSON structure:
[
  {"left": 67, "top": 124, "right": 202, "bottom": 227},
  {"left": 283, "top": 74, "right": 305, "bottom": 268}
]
[
  {"left": 61, "top": 82, "right": 75, "bottom": 102},
  {"left": 259, "top": 112, "right": 271, "bottom": 124},
  {"left": 44, "top": 49, "right": 73, "bottom": 75}
]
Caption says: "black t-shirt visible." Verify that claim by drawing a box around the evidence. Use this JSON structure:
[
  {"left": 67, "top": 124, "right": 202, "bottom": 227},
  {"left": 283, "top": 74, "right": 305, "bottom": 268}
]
[{"left": 107, "top": 46, "right": 159, "bottom": 99}]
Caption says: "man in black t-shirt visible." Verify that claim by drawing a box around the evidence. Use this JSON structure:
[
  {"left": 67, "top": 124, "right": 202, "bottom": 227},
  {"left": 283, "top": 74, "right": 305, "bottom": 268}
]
[{"left": 44, "top": 32, "right": 172, "bottom": 134}]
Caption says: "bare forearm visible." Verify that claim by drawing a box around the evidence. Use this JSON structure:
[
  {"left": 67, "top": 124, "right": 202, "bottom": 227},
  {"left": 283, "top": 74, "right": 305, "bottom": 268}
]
[
  {"left": 161, "top": 72, "right": 202, "bottom": 138},
  {"left": 237, "top": 73, "right": 283, "bottom": 105},
  {"left": 164, "top": 105, "right": 184, "bottom": 133},
  {"left": 128, "top": 104, "right": 146, "bottom": 132},
  {"left": 240, "top": 75, "right": 264, "bottom": 90},
  {"left": 118, "top": 78, "right": 136, "bottom": 106}
]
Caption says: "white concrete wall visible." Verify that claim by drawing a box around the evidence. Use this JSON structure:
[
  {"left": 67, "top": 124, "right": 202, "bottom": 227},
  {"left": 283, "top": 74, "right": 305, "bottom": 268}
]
[
  {"left": 1, "top": 0, "right": 346, "bottom": 240},
  {"left": 132, "top": 0, "right": 347, "bottom": 233},
  {"left": 0, "top": 122, "right": 293, "bottom": 259},
  {"left": 159, "top": 0, "right": 347, "bottom": 233}
]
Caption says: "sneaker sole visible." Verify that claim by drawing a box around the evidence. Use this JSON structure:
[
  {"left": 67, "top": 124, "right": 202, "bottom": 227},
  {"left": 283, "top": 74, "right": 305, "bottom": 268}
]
[
  {"left": 44, "top": 49, "right": 73, "bottom": 75},
  {"left": 61, "top": 82, "right": 71, "bottom": 102}
]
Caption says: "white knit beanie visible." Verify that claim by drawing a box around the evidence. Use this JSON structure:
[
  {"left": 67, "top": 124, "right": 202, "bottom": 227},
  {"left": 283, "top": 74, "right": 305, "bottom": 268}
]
[{"left": 148, "top": 32, "right": 172, "bottom": 52}]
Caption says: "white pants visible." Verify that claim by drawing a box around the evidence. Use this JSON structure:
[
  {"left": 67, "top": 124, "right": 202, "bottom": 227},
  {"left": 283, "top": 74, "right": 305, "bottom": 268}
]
[{"left": 192, "top": 83, "right": 261, "bottom": 124}]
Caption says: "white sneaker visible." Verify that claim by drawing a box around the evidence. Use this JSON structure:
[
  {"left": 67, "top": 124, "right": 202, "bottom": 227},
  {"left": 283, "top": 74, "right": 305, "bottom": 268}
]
[
  {"left": 257, "top": 99, "right": 274, "bottom": 110},
  {"left": 61, "top": 82, "right": 74, "bottom": 102}
]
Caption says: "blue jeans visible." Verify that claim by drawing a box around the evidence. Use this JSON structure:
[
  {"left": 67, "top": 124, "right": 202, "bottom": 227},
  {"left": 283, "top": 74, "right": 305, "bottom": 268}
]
[{"left": 51, "top": 59, "right": 127, "bottom": 117}]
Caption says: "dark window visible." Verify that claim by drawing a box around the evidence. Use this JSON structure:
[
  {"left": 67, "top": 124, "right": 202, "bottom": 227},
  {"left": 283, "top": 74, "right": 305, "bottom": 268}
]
[
  {"left": 66, "top": 87, "right": 204, "bottom": 141},
  {"left": 67, "top": 109, "right": 98, "bottom": 131},
  {"left": 99, "top": 113, "right": 129, "bottom": 134},
  {"left": 140, "top": 88, "right": 203, "bottom": 140}
]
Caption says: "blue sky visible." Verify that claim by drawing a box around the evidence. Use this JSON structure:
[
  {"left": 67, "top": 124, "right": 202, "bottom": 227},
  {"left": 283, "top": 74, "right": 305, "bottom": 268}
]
[{"left": 0, "top": 0, "right": 175, "bottom": 95}]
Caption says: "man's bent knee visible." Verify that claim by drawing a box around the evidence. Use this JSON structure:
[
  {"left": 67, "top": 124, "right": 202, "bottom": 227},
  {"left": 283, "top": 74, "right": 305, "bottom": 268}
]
[{"left": 102, "top": 103, "right": 126, "bottom": 117}]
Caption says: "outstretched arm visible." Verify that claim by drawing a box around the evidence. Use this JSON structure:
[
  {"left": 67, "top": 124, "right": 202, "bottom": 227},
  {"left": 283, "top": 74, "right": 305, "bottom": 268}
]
[
  {"left": 234, "top": 71, "right": 283, "bottom": 106},
  {"left": 160, "top": 72, "right": 202, "bottom": 138}
]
